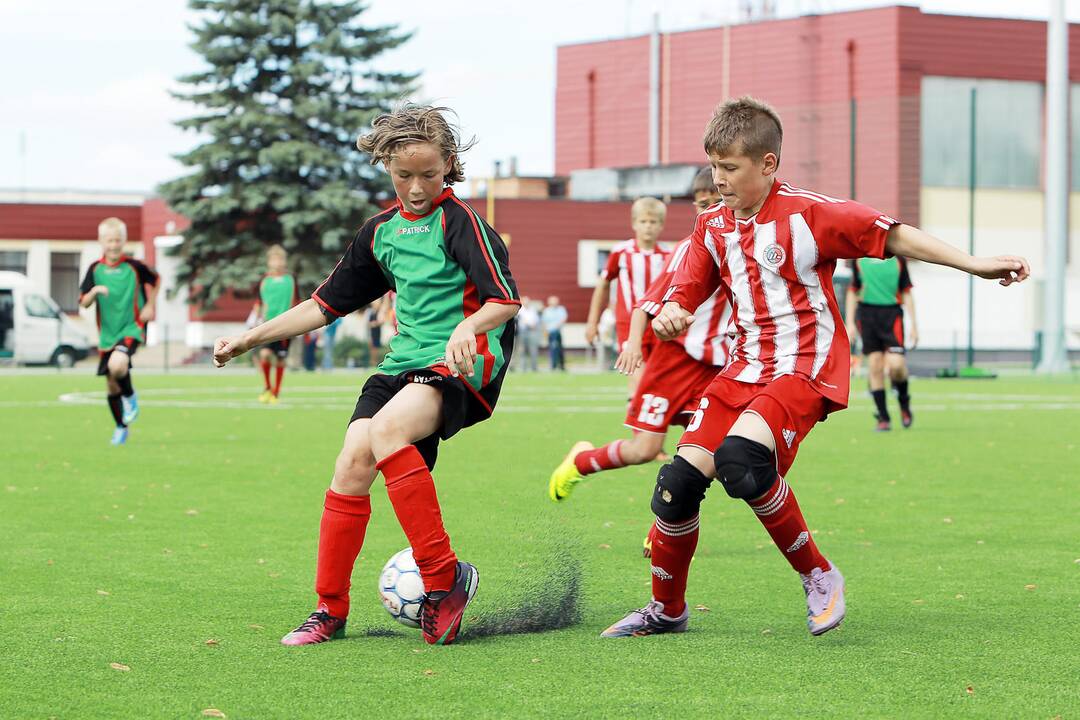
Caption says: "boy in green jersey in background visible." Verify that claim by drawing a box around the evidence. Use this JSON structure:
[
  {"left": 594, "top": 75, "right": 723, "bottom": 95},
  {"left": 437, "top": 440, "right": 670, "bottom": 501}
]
[
  {"left": 79, "top": 217, "right": 159, "bottom": 445},
  {"left": 845, "top": 256, "right": 917, "bottom": 430},
  {"left": 251, "top": 244, "right": 298, "bottom": 403},
  {"left": 212, "top": 104, "right": 519, "bottom": 646}
]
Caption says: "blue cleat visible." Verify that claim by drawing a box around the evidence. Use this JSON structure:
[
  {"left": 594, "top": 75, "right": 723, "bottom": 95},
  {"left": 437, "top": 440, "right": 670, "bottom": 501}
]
[
  {"left": 110, "top": 426, "right": 128, "bottom": 446},
  {"left": 121, "top": 393, "right": 139, "bottom": 425}
]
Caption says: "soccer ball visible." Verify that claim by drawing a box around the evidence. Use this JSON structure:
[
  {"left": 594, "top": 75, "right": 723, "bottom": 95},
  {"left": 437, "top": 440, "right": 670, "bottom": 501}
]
[{"left": 379, "top": 547, "right": 425, "bottom": 628}]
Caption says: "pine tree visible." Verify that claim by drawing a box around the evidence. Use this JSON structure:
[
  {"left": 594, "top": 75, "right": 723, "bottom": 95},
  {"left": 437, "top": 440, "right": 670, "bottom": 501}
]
[{"left": 159, "top": 0, "right": 415, "bottom": 307}]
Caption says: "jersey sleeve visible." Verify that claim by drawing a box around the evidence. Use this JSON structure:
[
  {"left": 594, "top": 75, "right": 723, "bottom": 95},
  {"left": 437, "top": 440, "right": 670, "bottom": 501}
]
[
  {"left": 442, "top": 199, "right": 520, "bottom": 305},
  {"left": 312, "top": 221, "right": 392, "bottom": 318},
  {"left": 130, "top": 259, "right": 160, "bottom": 288},
  {"left": 602, "top": 248, "right": 621, "bottom": 282},
  {"left": 897, "top": 257, "right": 913, "bottom": 291},
  {"left": 665, "top": 218, "right": 722, "bottom": 313},
  {"left": 849, "top": 260, "right": 863, "bottom": 291},
  {"left": 78, "top": 263, "right": 97, "bottom": 298},
  {"left": 807, "top": 201, "right": 899, "bottom": 261}
]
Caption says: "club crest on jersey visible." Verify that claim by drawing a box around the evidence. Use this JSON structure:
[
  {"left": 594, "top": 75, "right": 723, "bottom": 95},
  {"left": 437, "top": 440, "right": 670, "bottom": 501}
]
[{"left": 762, "top": 243, "right": 786, "bottom": 269}]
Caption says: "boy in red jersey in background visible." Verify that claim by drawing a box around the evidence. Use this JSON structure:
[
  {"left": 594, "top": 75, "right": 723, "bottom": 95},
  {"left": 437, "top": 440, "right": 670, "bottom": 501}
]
[
  {"left": 213, "top": 104, "right": 518, "bottom": 647},
  {"left": 548, "top": 170, "right": 731, "bottom": 557},
  {"left": 584, "top": 197, "right": 671, "bottom": 396},
  {"left": 603, "top": 97, "right": 1029, "bottom": 639}
]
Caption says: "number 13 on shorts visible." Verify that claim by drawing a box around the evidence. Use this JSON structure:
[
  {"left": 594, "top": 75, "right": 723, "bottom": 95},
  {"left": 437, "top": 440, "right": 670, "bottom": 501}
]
[{"left": 636, "top": 393, "right": 670, "bottom": 427}]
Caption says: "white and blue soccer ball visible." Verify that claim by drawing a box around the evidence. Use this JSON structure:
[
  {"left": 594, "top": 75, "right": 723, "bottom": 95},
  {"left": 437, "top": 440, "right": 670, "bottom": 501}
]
[{"left": 379, "top": 547, "right": 425, "bottom": 628}]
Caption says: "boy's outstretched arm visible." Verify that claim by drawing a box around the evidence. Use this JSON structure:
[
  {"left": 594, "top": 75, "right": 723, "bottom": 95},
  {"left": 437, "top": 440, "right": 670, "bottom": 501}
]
[
  {"left": 445, "top": 300, "right": 519, "bottom": 378},
  {"left": 584, "top": 278, "right": 610, "bottom": 345},
  {"left": 885, "top": 224, "right": 1030, "bottom": 286},
  {"left": 615, "top": 307, "right": 649, "bottom": 375},
  {"left": 213, "top": 298, "right": 327, "bottom": 367}
]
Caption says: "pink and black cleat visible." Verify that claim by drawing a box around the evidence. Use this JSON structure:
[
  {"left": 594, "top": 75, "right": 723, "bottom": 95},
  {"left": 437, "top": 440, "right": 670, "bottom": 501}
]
[
  {"left": 601, "top": 600, "right": 689, "bottom": 638},
  {"left": 280, "top": 604, "right": 346, "bottom": 646},
  {"left": 420, "top": 561, "right": 479, "bottom": 645}
]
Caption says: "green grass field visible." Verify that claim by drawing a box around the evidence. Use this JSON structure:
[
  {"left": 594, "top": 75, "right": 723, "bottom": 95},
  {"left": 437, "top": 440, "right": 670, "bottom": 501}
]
[{"left": 2, "top": 369, "right": 1078, "bottom": 719}]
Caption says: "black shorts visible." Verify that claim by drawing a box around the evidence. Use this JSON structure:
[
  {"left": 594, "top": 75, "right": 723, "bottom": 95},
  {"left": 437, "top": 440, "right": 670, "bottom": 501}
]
[
  {"left": 260, "top": 339, "right": 291, "bottom": 359},
  {"left": 349, "top": 368, "right": 491, "bottom": 471},
  {"left": 855, "top": 303, "right": 905, "bottom": 355},
  {"left": 97, "top": 337, "right": 140, "bottom": 376}
]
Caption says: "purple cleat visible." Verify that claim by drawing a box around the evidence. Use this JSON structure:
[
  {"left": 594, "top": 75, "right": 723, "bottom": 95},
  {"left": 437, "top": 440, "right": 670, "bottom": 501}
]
[
  {"left": 280, "top": 604, "right": 346, "bottom": 646},
  {"left": 601, "top": 600, "right": 689, "bottom": 638},
  {"left": 801, "top": 563, "right": 846, "bottom": 636}
]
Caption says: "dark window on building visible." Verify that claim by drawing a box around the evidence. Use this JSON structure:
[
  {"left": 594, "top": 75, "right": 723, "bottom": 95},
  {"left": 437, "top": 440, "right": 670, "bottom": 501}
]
[
  {"left": 50, "top": 252, "right": 81, "bottom": 313},
  {"left": 0, "top": 251, "right": 28, "bottom": 274}
]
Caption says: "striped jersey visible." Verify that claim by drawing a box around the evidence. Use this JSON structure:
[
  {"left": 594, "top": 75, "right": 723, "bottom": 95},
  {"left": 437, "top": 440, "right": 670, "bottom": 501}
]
[
  {"left": 313, "top": 187, "right": 519, "bottom": 401},
  {"left": 666, "top": 180, "right": 899, "bottom": 411},
  {"left": 639, "top": 235, "right": 731, "bottom": 367},
  {"left": 603, "top": 239, "right": 671, "bottom": 333}
]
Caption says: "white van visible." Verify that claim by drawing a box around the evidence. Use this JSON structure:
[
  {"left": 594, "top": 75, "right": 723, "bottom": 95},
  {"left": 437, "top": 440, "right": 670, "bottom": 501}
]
[{"left": 0, "top": 271, "right": 95, "bottom": 367}]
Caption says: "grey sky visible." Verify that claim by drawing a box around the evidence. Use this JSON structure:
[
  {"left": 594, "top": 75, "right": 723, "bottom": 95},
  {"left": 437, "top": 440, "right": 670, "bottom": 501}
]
[{"left": 0, "top": 0, "right": 1073, "bottom": 194}]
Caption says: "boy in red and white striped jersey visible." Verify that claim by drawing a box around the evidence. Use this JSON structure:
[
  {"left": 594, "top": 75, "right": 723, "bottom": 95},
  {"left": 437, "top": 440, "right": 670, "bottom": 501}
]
[
  {"left": 584, "top": 197, "right": 672, "bottom": 396},
  {"left": 548, "top": 170, "right": 731, "bottom": 552},
  {"left": 603, "top": 96, "right": 1029, "bottom": 639}
]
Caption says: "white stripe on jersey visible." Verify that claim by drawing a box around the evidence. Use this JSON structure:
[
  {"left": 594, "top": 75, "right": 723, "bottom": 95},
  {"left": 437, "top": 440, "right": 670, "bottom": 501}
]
[
  {"left": 790, "top": 212, "right": 834, "bottom": 379},
  {"left": 778, "top": 182, "right": 844, "bottom": 204},
  {"left": 618, "top": 254, "right": 634, "bottom": 315},
  {"left": 751, "top": 220, "right": 800, "bottom": 378},
  {"left": 683, "top": 292, "right": 711, "bottom": 360},
  {"left": 722, "top": 225, "right": 763, "bottom": 383}
]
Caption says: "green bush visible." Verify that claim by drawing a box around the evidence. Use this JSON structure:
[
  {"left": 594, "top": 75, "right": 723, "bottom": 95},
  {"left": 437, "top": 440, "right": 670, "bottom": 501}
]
[{"left": 332, "top": 336, "right": 371, "bottom": 368}]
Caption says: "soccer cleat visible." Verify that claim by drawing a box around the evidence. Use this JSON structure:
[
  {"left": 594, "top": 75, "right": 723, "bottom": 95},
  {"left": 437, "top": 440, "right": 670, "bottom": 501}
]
[
  {"left": 874, "top": 415, "right": 891, "bottom": 432},
  {"left": 110, "top": 426, "right": 128, "bottom": 446},
  {"left": 601, "top": 600, "right": 689, "bottom": 638},
  {"left": 801, "top": 563, "right": 846, "bottom": 636},
  {"left": 420, "top": 561, "right": 479, "bottom": 645},
  {"left": 548, "top": 441, "right": 593, "bottom": 502},
  {"left": 267, "top": 393, "right": 280, "bottom": 405},
  {"left": 259, "top": 390, "right": 273, "bottom": 404},
  {"left": 280, "top": 604, "right": 346, "bottom": 646},
  {"left": 121, "top": 393, "right": 139, "bottom": 425},
  {"left": 900, "top": 408, "right": 913, "bottom": 428},
  {"left": 642, "top": 524, "right": 657, "bottom": 558}
]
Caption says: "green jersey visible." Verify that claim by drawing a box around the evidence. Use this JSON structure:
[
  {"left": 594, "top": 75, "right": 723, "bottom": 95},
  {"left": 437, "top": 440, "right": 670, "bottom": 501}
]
[
  {"left": 80, "top": 256, "right": 159, "bottom": 349},
  {"left": 313, "top": 187, "right": 518, "bottom": 405},
  {"left": 259, "top": 273, "right": 297, "bottom": 320},
  {"left": 851, "top": 256, "right": 912, "bottom": 306}
]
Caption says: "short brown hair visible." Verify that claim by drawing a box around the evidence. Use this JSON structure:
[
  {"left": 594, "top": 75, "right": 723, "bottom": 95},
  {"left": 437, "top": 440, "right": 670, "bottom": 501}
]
[
  {"left": 631, "top": 196, "right": 666, "bottom": 222},
  {"left": 357, "top": 103, "right": 476, "bottom": 185},
  {"left": 703, "top": 96, "right": 783, "bottom": 162},
  {"left": 691, "top": 166, "right": 715, "bottom": 195}
]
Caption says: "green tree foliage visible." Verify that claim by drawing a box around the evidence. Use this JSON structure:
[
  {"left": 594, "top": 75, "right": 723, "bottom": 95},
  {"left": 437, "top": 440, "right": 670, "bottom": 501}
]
[{"left": 159, "top": 0, "right": 415, "bottom": 307}]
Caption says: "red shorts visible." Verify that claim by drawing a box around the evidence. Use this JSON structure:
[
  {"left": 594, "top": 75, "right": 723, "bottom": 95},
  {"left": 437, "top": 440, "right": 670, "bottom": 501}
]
[
  {"left": 625, "top": 341, "right": 719, "bottom": 434},
  {"left": 677, "top": 374, "right": 828, "bottom": 476}
]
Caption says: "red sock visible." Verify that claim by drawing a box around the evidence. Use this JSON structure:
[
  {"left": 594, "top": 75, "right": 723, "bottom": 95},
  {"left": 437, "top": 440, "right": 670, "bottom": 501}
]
[
  {"left": 748, "top": 477, "right": 828, "bottom": 574},
  {"left": 574, "top": 440, "right": 627, "bottom": 475},
  {"left": 377, "top": 445, "right": 457, "bottom": 593},
  {"left": 315, "top": 489, "right": 371, "bottom": 618},
  {"left": 273, "top": 365, "right": 285, "bottom": 395},
  {"left": 260, "top": 361, "right": 271, "bottom": 390},
  {"left": 649, "top": 514, "right": 699, "bottom": 618}
]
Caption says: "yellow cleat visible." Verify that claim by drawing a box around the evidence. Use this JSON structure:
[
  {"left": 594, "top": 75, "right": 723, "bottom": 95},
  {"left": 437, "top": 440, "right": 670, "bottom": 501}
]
[
  {"left": 548, "top": 441, "right": 593, "bottom": 502},
  {"left": 259, "top": 390, "right": 273, "bottom": 404},
  {"left": 267, "top": 393, "right": 280, "bottom": 405}
]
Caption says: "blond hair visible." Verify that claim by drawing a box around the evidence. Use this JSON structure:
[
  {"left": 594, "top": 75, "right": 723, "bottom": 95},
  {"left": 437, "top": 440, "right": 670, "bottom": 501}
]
[
  {"left": 631, "top": 196, "right": 666, "bottom": 222},
  {"left": 266, "top": 244, "right": 287, "bottom": 260},
  {"left": 357, "top": 103, "right": 476, "bottom": 185},
  {"left": 98, "top": 217, "right": 127, "bottom": 242},
  {"left": 703, "top": 96, "right": 783, "bottom": 162}
]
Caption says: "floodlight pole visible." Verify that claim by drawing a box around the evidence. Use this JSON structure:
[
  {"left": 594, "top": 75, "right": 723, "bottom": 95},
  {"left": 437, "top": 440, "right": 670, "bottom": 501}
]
[{"left": 1038, "top": 0, "right": 1070, "bottom": 373}]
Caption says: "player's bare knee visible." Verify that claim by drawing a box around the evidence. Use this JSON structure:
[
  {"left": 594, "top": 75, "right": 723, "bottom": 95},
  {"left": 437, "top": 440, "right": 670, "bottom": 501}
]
[
  {"left": 650, "top": 456, "right": 711, "bottom": 522},
  {"left": 333, "top": 446, "right": 376, "bottom": 492},
  {"left": 367, "top": 414, "right": 411, "bottom": 458},
  {"left": 713, "top": 436, "right": 777, "bottom": 500},
  {"left": 624, "top": 433, "right": 662, "bottom": 464}
]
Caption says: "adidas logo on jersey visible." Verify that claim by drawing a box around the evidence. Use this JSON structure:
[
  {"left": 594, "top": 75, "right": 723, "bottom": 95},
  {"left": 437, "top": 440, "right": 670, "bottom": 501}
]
[
  {"left": 786, "top": 531, "right": 809, "bottom": 553},
  {"left": 782, "top": 428, "right": 797, "bottom": 448},
  {"left": 650, "top": 565, "right": 673, "bottom": 581},
  {"left": 706, "top": 216, "right": 725, "bottom": 230},
  {"left": 399, "top": 225, "right": 431, "bottom": 235}
]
